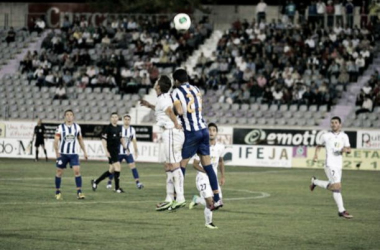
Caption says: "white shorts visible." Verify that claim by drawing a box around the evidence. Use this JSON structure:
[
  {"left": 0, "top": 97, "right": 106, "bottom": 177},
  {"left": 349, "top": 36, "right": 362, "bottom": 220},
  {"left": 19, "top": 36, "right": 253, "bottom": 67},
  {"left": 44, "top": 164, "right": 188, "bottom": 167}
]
[
  {"left": 324, "top": 166, "right": 342, "bottom": 184},
  {"left": 195, "top": 172, "right": 222, "bottom": 199},
  {"left": 161, "top": 128, "right": 184, "bottom": 164}
]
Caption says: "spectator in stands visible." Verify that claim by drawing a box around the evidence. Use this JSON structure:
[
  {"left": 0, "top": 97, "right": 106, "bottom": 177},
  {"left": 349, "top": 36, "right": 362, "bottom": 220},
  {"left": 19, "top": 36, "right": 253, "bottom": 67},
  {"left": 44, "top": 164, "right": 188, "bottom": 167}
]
[
  {"left": 53, "top": 84, "right": 68, "bottom": 100},
  {"left": 338, "top": 68, "right": 350, "bottom": 91},
  {"left": 308, "top": 1, "right": 318, "bottom": 27},
  {"left": 345, "top": 0, "right": 355, "bottom": 28},
  {"left": 262, "top": 87, "right": 273, "bottom": 104},
  {"left": 61, "top": 16, "right": 71, "bottom": 32},
  {"left": 101, "top": 35, "right": 111, "bottom": 47},
  {"left": 33, "top": 66, "right": 45, "bottom": 86},
  {"left": 326, "top": 1, "right": 335, "bottom": 28},
  {"left": 334, "top": 0, "right": 344, "bottom": 26},
  {"left": 6, "top": 27, "right": 16, "bottom": 44},
  {"left": 256, "top": 0, "right": 267, "bottom": 24},
  {"left": 356, "top": 95, "right": 373, "bottom": 116},
  {"left": 35, "top": 18, "right": 46, "bottom": 34},
  {"left": 316, "top": 0, "right": 326, "bottom": 27},
  {"left": 360, "top": 1, "right": 369, "bottom": 28},
  {"left": 272, "top": 85, "right": 284, "bottom": 105}
]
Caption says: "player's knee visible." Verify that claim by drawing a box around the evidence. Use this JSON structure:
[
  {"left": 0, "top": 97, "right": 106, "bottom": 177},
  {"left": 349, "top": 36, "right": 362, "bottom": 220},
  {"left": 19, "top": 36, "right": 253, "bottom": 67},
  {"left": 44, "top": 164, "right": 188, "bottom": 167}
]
[
  {"left": 129, "top": 164, "right": 135, "bottom": 169},
  {"left": 329, "top": 183, "right": 341, "bottom": 191}
]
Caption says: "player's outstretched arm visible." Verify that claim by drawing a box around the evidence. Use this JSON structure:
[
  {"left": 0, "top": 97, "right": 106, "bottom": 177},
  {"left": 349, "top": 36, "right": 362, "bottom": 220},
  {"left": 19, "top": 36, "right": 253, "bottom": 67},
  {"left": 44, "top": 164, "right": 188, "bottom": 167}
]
[
  {"left": 140, "top": 100, "right": 155, "bottom": 110},
  {"left": 78, "top": 134, "right": 88, "bottom": 160},
  {"left": 218, "top": 157, "right": 225, "bottom": 186}
]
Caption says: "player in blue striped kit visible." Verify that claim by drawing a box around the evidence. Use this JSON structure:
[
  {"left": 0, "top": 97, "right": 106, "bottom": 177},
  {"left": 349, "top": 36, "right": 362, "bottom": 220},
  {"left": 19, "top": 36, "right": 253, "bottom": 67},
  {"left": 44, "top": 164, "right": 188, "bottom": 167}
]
[
  {"left": 171, "top": 69, "right": 223, "bottom": 210},
  {"left": 54, "top": 109, "right": 88, "bottom": 200},
  {"left": 106, "top": 114, "right": 144, "bottom": 189}
]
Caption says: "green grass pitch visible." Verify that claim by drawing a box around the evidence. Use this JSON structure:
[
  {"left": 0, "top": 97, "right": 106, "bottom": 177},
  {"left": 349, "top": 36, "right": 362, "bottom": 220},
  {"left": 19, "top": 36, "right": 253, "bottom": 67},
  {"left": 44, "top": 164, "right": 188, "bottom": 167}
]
[{"left": 0, "top": 158, "right": 379, "bottom": 250}]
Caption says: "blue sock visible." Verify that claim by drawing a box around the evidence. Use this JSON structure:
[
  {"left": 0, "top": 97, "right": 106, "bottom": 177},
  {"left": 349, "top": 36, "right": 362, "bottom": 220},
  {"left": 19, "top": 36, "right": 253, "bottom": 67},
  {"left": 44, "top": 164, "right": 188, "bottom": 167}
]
[
  {"left": 75, "top": 176, "right": 82, "bottom": 190},
  {"left": 131, "top": 168, "right": 139, "bottom": 183},
  {"left": 55, "top": 176, "right": 61, "bottom": 191},
  {"left": 180, "top": 167, "right": 186, "bottom": 177},
  {"left": 203, "top": 165, "right": 220, "bottom": 202}
]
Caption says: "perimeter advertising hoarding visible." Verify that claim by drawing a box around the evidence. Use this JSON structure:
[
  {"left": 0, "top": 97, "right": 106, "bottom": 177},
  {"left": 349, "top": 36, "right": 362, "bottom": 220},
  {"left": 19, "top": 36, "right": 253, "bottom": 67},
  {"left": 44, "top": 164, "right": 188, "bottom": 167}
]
[
  {"left": 357, "top": 131, "right": 380, "bottom": 149},
  {"left": 292, "top": 146, "right": 379, "bottom": 171},
  {"left": 233, "top": 128, "right": 357, "bottom": 148}
]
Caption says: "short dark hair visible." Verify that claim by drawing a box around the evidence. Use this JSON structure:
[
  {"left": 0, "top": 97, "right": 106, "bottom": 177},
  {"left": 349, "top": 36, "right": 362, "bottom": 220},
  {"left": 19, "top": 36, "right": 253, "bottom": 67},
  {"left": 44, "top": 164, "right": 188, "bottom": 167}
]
[
  {"left": 208, "top": 122, "right": 218, "bottom": 132},
  {"left": 172, "top": 69, "right": 188, "bottom": 83},
  {"left": 123, "top": 114, "right": 131, "bottom": 119},
  {"left": 111, "top": 112, "right": 119, "bottom": 117},
  {"left": 158, "top": 75, "right": 172, "bottom": 93},
  {"left": 331, "top": 116, "right": 341, "bottom": 124},
  {"left": 64, "top": 109, "right": 74, "bottom": 116}
]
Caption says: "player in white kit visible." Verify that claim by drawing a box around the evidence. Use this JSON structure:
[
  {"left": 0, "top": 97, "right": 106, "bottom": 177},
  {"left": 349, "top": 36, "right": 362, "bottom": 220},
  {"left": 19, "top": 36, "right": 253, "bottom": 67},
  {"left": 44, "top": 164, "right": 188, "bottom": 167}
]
[
  {"left": 140, "top": 75, "right": 185, "bottom": 211},
  {"left": 189, "top": 123, "right": 225, "bottom": 229},
  {"left": 311, "top": 116, "right": 353, "bottom": 219}
]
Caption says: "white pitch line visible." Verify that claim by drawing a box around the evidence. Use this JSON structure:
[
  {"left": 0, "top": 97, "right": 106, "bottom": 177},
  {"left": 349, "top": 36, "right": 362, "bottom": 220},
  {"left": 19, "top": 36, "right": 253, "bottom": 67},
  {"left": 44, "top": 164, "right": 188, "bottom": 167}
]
[{"left": 0, "top": 191, "right": 270, "bottom": 206}]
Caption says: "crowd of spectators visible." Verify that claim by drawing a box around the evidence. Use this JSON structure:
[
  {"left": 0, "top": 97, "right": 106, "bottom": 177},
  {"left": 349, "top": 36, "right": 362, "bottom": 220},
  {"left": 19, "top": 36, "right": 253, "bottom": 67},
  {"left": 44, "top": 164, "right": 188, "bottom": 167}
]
[
  {"left": 189, "top": 10, "right": 376, "bottom": 110},
  {"left": 20, "top": 14, "right": 212, "bottom": 97},
  {"left": 355, "top": 71, "right": 380, "bottom": 116}
]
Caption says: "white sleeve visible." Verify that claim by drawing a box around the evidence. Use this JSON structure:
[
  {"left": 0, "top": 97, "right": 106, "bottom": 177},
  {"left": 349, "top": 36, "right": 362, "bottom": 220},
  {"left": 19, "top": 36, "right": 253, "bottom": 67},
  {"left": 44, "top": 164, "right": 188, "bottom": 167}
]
[
  {"left": 343, "top": 134, "right": 350, "bottom": 147},
  {"left": 132, "top": 127, "right": 136, "bottom": 139}
]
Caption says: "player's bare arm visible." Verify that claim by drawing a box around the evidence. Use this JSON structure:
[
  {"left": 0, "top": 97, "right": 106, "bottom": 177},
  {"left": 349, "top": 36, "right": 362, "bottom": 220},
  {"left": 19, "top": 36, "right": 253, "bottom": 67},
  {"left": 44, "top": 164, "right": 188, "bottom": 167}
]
[
  {"left": 140, "top": 100, "right": 155, "bottom": 110},
  {"left": 193, "top": 159, "right": 206, "bottom": 173},
  {"left": 78, "top": 134, "right": 88, "bottom": 160},
  {"left": 342, "top": 146, "right": 351, "bottom": 154},
  {"left": 132, "top": 137, "right": 139, "bottom": 159},
  {"left": 173, "top": 100, "right": 183, "bottom": 116},
  {"left": 165, "top": 106, "right": 182, "bottom": 130},
  {"left": 219, "top": 157, "right": 225, "bottom": 186},
  {"left": 120, "top": 137, "right": 128, "bottom": 152},
  {"left": 54, "top": 134, "right": 60, "bottom": 158},
  {"left": 313, "top": 145, "right": 324, "bottom": 162},
  {"left": 102, "top": 138, "right": 110, "bottom": 158}
]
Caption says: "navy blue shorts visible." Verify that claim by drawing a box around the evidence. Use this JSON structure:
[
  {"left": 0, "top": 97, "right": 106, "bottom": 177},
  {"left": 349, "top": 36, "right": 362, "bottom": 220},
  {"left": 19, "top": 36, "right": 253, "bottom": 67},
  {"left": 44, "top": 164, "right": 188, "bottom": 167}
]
[
  {"left": 118, "top": 154, "right": 134, "bottom": 164},
  {"left": 182, "top": 129, "right": 210, "bottom": 159},
  {"left": 56, "top": 154, "right": 79, "bottom": 169}
]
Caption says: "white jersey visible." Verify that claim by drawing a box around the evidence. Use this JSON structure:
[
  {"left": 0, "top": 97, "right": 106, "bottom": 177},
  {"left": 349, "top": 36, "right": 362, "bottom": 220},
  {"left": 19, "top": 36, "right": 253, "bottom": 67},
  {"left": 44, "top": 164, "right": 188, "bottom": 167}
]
[
  {"left": 119, "top": 126, "right": 135, "bottom": 155},
  {"left": 55, "top": 123, "right": 82, "bottom": 155},
  {"left": 194, "top": 142, "right": 225, "bottom": 176},
  {"left": 155, "top": 93, "right": 177, "bottom": 129},
  {"left": 320, "top": 131, "right": 350, "bottom": 168},
  {"left": 171, "top": 83, "right": 206, "bottom": 132}
]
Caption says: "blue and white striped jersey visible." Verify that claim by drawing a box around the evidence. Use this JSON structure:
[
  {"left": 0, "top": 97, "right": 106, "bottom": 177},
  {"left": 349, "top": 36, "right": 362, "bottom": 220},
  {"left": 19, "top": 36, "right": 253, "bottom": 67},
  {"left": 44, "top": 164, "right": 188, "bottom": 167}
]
[
  {"left": 55, "top": 123, "right": 82, "bottom": 155},
  {"left": 119, "top": 126, "right": 136, "bottom": 155},
  {"left": 171, "top": 83, "right": 206, "bottom": 132}
]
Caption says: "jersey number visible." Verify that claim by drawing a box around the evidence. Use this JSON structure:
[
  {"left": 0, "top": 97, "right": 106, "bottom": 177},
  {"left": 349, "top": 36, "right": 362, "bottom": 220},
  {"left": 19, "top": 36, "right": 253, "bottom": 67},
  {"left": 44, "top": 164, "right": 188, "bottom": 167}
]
[
  {"left": 186, "top": 93, "right": 202, "bottom": 113},
  {"left": 200, "top": 183, "right": 207, "bottom": 191}
]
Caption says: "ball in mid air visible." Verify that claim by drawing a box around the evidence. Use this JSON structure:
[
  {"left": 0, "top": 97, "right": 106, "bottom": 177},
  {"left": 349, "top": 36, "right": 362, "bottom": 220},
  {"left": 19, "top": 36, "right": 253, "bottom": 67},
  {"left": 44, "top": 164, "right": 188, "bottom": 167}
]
[{"left": 173, "top": 13, "right": 191, "bottom": 31}]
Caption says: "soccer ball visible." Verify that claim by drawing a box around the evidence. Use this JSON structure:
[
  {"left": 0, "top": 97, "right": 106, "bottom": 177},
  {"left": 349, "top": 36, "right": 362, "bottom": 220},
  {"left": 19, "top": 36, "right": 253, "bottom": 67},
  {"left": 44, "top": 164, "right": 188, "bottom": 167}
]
[{"left": 173, "top": 13, "right": 191, "bottom": 31}]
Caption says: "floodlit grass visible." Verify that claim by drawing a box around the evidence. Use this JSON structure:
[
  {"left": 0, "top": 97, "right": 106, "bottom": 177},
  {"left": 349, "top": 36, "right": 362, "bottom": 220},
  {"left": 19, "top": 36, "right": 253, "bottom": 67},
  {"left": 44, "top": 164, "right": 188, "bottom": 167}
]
[{"left": 0, "top": 158, "right": 379, "bottom": 250}]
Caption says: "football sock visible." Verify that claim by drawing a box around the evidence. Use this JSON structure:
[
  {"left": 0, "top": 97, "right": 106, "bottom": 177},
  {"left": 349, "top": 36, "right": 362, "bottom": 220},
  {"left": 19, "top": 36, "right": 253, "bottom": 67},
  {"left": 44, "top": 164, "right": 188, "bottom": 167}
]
[
  {"left": 131, "top": 168, "right": 140, "bottom": 183},
  {"left": 203, "top": 165, "right": 220, "bottom": 202},
  {"left": 333, "top": 191, "right": 345, "bottom": 213},
  {"left": 196, "top": 196, "right": 206, "bottom": 206},
  {"left": 75, "top": 176, "right": 82, "bottom": 190},
  {"left": 108, "top": 174, "right": 114, "bottom": 184},
  {"left": 55, "top": 176, "right": 61, "bottom": 190},
  {"left": 95, "top": 171, "right": 112, "bottom": 184},
  {"left": 36, "top": 149, "right": 39, "bottom": 160},
  {"left": 204, "top": 207, "right": 212, "bottom": 225},
  {"left": 314, "top": 179, "right": 330, "bottom": 189},
  {"left": 180, "top": 166, "right": 186, "bottom": 177},
  {"left": 166, "top": 171, "right": 174, "bottom": 202},
  {"left": 172, "top": 168, "right": 185, "bottom": 202},
  {"left": 114, "top": 171, "right": 121, "bottom": 190}
]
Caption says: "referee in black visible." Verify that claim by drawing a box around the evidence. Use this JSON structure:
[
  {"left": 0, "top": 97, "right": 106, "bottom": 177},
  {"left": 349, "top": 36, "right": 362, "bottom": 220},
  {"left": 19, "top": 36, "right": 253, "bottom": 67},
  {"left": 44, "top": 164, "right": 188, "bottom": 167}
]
[
  {"left": 92, "top": 112, "right": 126, "bottom": 193},
  {"left": 32, "top": 119, "right": 48, "bottom": 162}
]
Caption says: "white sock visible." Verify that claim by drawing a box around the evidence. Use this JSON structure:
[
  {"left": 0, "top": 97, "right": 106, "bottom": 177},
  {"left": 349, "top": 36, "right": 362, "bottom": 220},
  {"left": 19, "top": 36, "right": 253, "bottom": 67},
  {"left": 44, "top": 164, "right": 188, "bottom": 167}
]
[
  {"left": 333, "top": 191, "right": 345, "bottom": 213},
  {"left": 165, "top": 171, "right": 174, "bottom": 202},
  {"left": 196, "top": 196, "right": 206, "bottom": 206},
  {"left": 172, "top": 168, "right": 185, "bottom": 202},
  {"left": 314, "top": 179, "right": 330, "bottom": 189},
  {"left": 204, "top": 207, "right": 212, "bottom": 225}
]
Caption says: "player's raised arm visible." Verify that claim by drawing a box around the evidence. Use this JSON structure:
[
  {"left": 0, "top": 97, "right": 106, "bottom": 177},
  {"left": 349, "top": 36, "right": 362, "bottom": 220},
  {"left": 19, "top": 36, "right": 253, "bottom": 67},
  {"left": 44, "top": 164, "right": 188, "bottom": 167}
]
[{"left": 140, "top": 99, "right": 155, "bottom": 110}]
